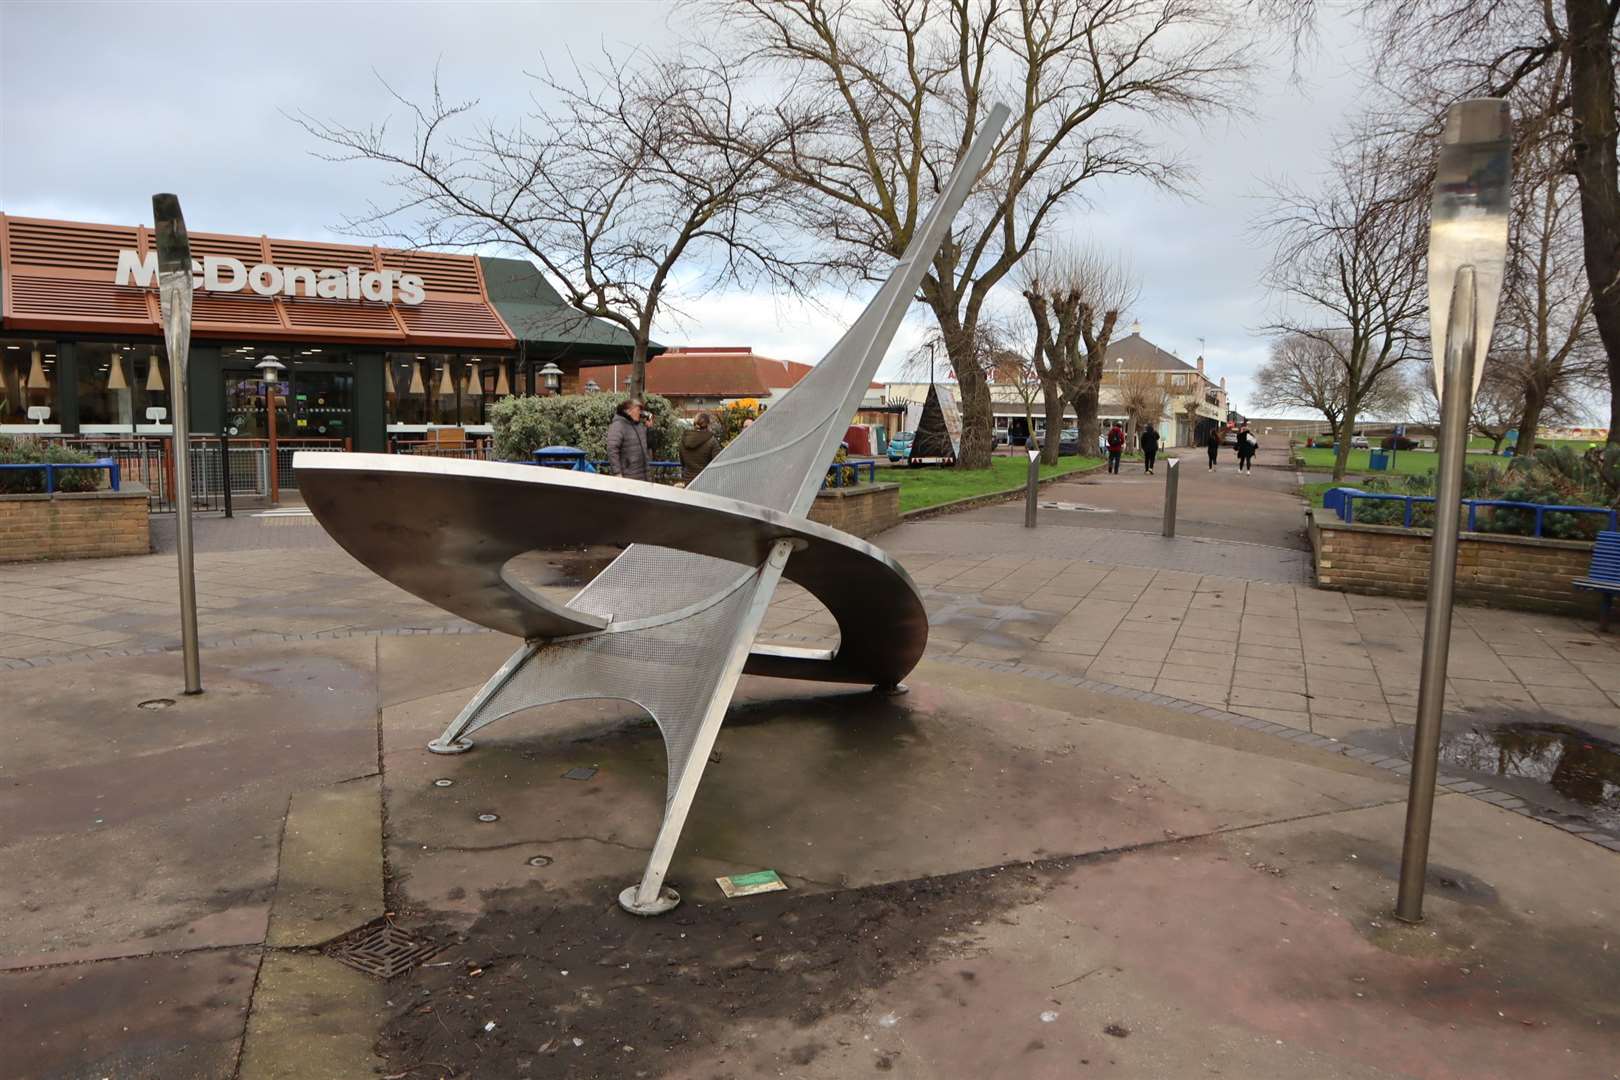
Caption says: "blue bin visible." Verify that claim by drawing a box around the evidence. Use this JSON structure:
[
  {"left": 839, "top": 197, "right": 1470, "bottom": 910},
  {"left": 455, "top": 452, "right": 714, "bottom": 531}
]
[
  {"left": 1368, "top": 451, "right": 1390, "bottom": 472},
  {"left": 531, "top": 446, "right": 595, "bottom": 472}
]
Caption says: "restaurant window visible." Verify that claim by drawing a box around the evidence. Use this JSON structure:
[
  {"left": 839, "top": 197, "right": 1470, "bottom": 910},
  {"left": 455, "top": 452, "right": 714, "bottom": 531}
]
[
  {"left": 386, "top": 353, "right": 508, "bottom": 427},
  {"left": 1, "top": 337, "right": 59, "bottom": 426},
  {"left": 76, "top": 342, "right": 172, "bottom": 431},
  {"left": 219, "top": 344, "right": 354, "bottom": 441}
]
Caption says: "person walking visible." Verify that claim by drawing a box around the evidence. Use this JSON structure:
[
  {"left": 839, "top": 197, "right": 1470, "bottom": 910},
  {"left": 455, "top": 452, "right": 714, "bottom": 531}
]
[
  {"left": 1097, "top": 429, "right": 1108, "bottom": 457},
  {"left": 1235, "top": 424, "right": 1257, "bottom": 474},
  {"left": 1106, "top": 422, "right": 1126, "bottom": 475},
  {"left": 1139, "top": 422, "right": 1160, "bottom": 475},
  {"left": 1205, "top": 425, "right": 1221, "bottom": 472},
  {"left": 679, "top": 411, "right": 721, "bottom": 483},
  {"left": 606, "top": 398, "right": 650, "bottom": 480}
]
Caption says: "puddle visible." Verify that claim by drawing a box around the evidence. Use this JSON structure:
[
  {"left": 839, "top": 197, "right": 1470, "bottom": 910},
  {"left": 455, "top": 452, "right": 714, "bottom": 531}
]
[{"left": 1437, "top": 721, "right": 1620, "bottom": 832}]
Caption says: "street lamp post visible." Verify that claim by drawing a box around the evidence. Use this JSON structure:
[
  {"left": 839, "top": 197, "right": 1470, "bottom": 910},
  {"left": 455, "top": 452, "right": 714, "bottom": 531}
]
[
  {"left": 1395, "top": 99, "right": 1512, "bottom": 924},
  {"left": 256, "top": 356, "right": 286, "bottom": 506},
  {"left": 539, "top": 362, "right": 564, "bottom": 395}
]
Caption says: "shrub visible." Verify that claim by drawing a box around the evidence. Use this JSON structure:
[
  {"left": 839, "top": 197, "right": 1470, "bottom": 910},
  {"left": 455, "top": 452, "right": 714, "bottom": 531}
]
[
  {"left": 0, "top": 437, "right": 102, "bottom": 494},
  {"left": 715, "top": 399, "right": 762, "bottom": 446},
  {"left": 1379, "top": 435, "right": 1421, "bottom": 451},
  {"left": 489, "top": 392, "right": 680, "bottom": 464}
]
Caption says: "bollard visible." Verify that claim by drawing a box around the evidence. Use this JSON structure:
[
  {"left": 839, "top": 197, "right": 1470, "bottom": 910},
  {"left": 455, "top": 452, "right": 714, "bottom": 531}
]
[
  {"left": 1024, "top": 442, "right": 1040, "bottom": 528},
  {"left": 1162, "top": 457, "right": 1179, "bottom": 537},
  {"left": 220, "top": 432, "right": 233, "bottom": 519}
]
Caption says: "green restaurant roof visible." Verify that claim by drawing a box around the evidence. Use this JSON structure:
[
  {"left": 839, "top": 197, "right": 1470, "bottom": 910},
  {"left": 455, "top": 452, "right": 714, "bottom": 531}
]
[{"left": 478, "top": 256, "right": 662, "bottom": 361}]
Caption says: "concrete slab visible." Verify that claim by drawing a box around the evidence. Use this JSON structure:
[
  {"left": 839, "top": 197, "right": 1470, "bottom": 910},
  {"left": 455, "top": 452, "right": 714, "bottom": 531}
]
[
  {"left": 375, "top": 643, "right": 1403, "bottom": 932},
  {"left": 0, "top": 948, "right": 259, "bottom": 1080},
  {"left": 265, "top": 776, "right": 384, "bottom": 948},
  {"left": 0, "top": 639, "right": 379, "bottom": 969},
  {"left": 237, "top": 953, "right": 389, "bottom": 1080}
]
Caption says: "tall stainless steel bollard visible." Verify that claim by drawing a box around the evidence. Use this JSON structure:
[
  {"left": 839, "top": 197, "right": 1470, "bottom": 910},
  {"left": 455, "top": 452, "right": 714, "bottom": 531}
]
[
  {"left": 1162, "top": 457, "right": 1180, "bottom": 538},
  {"left": 1024, "top": 439, "right": 1040, "bottom": 529},
  {"left": 153, "top": 194, "right": 202, "bottom": 695},
  {"left": 1395, "top": 99, "right": 1511, "bottom": 923}
]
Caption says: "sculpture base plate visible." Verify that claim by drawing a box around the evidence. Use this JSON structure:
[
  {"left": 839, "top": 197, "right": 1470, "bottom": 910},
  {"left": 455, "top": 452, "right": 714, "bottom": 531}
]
[
  {"left": 427, "top": 737, "right": 475, "bottom": 755},
  {"left": 618, "top": 885, "right": 681, "bottom": 916}
]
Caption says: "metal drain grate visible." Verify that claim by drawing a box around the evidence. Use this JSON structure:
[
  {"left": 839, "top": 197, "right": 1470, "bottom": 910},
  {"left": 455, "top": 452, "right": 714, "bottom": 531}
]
[{"left": 326, "top": 922, "right": 440, "bottom": 979}]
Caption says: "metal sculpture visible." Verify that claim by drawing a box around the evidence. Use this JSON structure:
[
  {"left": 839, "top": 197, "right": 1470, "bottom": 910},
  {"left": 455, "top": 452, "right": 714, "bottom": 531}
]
[
  {"left": 299, "top": 104, "right": 1010, "bottom": 915},
  {"left": 1396, "top": 98, "right": 1512, "bottom": 923},
  {"left": 153, "top": 194, "right": 203, "bottom": 695}
]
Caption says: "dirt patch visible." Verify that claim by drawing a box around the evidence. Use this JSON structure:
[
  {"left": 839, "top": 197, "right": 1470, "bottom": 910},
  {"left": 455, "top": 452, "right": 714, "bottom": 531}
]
[{"left": 378, "top": 864, "right": 1050, "bottom": 1078}]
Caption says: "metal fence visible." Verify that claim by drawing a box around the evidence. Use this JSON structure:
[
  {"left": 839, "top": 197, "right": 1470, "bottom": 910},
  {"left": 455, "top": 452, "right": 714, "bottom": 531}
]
[{"left": 34, "top": 434, "right": 348, "bottom": 513}]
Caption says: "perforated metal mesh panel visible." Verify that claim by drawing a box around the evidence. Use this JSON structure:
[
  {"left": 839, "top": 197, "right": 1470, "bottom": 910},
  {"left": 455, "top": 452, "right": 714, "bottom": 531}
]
[{"left": 467, "top": 574, "right": 759, "bottom": 803}]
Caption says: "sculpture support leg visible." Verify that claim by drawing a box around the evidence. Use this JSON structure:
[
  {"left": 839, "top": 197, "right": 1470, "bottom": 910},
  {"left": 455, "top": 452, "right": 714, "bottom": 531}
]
[
  {"left": 429, "top": 640, "right": 541, "bottom": 754},
  {"left": 621, "top": 540, "right": 795, "bottom": 915}
]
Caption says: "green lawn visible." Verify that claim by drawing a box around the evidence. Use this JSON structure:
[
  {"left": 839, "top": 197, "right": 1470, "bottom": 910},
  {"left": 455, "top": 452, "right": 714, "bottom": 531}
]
[
  {"left": 1294, "top": 447, "right": 1508, "bottom": 477},
  {"left": 890, "top": 455, "right": 1102, "bottom": 513},
  {"left": 1466, "top": 435, "right": 1598, "bottom": 452}
]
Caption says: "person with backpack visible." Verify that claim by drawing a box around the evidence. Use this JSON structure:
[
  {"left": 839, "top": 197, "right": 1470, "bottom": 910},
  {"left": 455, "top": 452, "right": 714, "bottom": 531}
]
[
  {"left": 1235, "top": 424, "right": 1258, "bottom": 474},
  {"left": 1139, "top": 422, "right": 1160, "bottom": 475},
  {"left": 1106, "top": 422, "right": 1126, "bottom": 474},
  {"left": 1205, "top": 425, "right": 1221, "bottom": 472}
]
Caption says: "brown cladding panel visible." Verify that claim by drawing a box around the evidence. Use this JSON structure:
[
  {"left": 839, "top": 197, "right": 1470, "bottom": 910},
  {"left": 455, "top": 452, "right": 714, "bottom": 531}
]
[{"left": 2, "top": 214, "right": 515, "bottom": 349}]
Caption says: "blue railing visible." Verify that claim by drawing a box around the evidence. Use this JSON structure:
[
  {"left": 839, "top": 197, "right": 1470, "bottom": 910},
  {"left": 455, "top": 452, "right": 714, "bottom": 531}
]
[
  {"left": 1324, "top": 488, "right": 1618, "bottom": 537},
  {"left": 0, "top": 458, "right": 121, "bottom": 493},
  {"left": 824, "top": 458, "right": 878, "bottom": 489}
]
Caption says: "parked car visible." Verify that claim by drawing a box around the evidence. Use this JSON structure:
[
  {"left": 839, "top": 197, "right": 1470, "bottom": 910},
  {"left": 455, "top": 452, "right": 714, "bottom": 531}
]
[
  {"left": 1350, "top": 434, "right": 1371, "bottom": 449},
  {"left": 887, "top": 431, "right": 915, "bottom": 461},
  {"left": 1058, "top": 428, "right": 1080, "bottom": 455}
]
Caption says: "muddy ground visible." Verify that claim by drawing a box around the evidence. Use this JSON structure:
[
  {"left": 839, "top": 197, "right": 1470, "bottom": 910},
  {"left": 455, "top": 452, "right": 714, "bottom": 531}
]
[{"left": 378, "top": 861, "right": 1059, "bottom": 1079}]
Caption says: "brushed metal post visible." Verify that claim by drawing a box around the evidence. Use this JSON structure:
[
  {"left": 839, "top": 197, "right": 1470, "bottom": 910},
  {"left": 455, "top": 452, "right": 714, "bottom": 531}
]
[
  {"left": 1396, "top": 267, "right": 1476, "bottom": 923},
  {"left": 1024, "top": 439, "right": 1040, "bottom": 528},
  {"left": 1162, "top": 457, "right": 1180, "bottom": 538},
  {"left": 154, "top": 194, "right": 201, "bottom": 696}
]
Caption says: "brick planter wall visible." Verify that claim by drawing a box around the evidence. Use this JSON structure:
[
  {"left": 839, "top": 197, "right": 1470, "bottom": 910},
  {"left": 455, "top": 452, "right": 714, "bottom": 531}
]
[
  {"left": 1308, "top": 507, "right": 1596, "bottom": 615},
  {"left": 809, "top": 482, "right": 901, "bottom": 539},
  {"left": 0, "top": 486, "right": 151, "bottom": 563}
]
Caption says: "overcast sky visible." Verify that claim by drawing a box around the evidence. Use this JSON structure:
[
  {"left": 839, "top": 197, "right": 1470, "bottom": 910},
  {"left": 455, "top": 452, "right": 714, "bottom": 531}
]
[{"left": 1, "top": 1, "right": 1371, "bottom": 414}]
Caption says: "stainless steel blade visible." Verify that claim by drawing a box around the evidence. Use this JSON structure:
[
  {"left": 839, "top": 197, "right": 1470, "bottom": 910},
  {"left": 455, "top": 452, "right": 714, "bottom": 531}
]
[{"left": 1428, "top": 99, "right": 1511, "bottom": 404}]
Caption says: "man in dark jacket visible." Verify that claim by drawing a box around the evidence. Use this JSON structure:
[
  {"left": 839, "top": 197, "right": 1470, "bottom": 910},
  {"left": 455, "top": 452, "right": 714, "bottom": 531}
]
[
  {"left": 1105, "top": 423, "right": 1126, "bottom": 474},
  {"left": 606, "top": 398, "right": 650, "bottom": 480},
  {"left": 1139, "top": 423, "right": 1160, "bottom": 475},
  {"left": 679, "top": 412, "right": 721, "bottom": 483}
]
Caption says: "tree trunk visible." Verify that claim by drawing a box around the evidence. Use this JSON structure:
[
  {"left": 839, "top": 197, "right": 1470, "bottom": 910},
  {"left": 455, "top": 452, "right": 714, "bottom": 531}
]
[
  {"left": 1515, "top": 386, "right": 1547, "bottom": 458},
  {"left": 1070, "top": 379, "right": 1100, "bottom": 459},
  {"left": 1564, "top": 0, "right": 1620, "bottom": 445},
  {"left": 1041, "top": 388, "right": 1065, "bottom": 465},
  {"left": 956, "top": 367, "right": 994, "bottom": 468},
  {"left": 629, "top": 338, "right": 649, "bottom": 401},
  {"left": 1491, "top": 432, "right": 1506, "bottom": 454},
  {"left": 1333, "top": 408, "right": 1358, "bottom": 481}
]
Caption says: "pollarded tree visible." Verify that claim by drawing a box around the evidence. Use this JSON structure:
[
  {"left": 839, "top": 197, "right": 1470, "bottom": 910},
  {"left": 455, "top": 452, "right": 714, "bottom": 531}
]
[
  {"left": 1257, "top": 129, "right": 1429, "bottom": 481},
  {"left": 1022, "top": 244, "right": 1138, "bottom": 464},
  {"left": 697, "top": 0, "right": 1253, "bottom": 467},
  {"left": 296, "top": 51, "right": 818, "bottom": 399}
]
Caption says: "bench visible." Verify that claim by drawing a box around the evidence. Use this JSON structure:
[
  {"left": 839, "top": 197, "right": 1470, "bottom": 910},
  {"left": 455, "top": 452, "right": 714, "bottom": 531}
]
[{"left": 1573, "top": 530, "right": 1620, "bottom": 632}]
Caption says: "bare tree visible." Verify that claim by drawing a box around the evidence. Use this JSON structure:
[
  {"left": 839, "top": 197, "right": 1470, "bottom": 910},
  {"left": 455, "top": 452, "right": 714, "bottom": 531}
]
[
  {"left": 1358, "top": 0, "right": 1620, "bottom": 445},
  {"left": 1116, "top": 365, "right": 1171, "bottom": 436},
  {"left": 1419, "top": 361, "right": 1535, "bottom": 452},
  {"left": 1022, "top": 244, "right": 1138, "bottom": 463},
  {"left": 1492, "top": 65, "right": 1605, "bottom": 456},
  {"left": 295, "top": 51, "right": 815, "bottom": 398},
  {"left": 1253, "top": 330, "right": 1414, "bottom": 437},
  {"left": 1257, "top": 128, "right": 1428, "bottom": 480},
  {"left": 697, "top": 0, "right": 1252, "bottom": 467}
]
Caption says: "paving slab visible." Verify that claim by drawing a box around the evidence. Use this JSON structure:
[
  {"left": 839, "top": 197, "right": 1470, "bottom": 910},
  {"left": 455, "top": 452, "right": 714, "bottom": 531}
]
[
  {"left": 265, "top": 776, "right": 384, "bottom": 948},
  {"left": 0, "top": 948, "right": 259, "bottom": 1080},
  {"left": 237, "top": 953, "right": 390, "bottom": 1080}
]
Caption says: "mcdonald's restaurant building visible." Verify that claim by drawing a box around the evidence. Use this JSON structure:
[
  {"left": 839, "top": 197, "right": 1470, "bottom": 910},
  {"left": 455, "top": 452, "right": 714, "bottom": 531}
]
[{"left": 0, "top": 214, "right": 649, "bottom": 446}]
